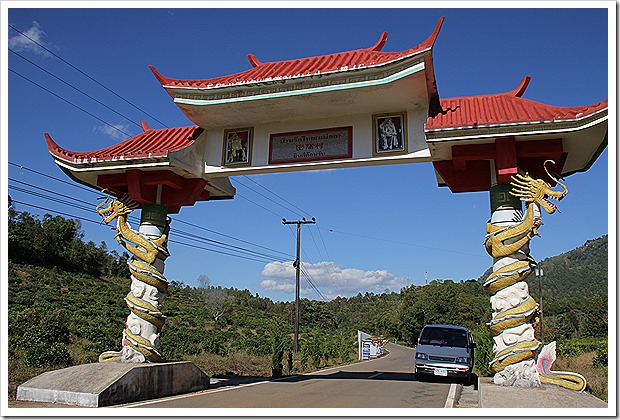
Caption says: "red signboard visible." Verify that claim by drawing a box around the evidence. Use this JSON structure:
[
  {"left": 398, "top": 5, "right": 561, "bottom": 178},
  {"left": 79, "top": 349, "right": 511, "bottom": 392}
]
[{"left": 269, "top": 126, "right": 353, "bottom": 165}]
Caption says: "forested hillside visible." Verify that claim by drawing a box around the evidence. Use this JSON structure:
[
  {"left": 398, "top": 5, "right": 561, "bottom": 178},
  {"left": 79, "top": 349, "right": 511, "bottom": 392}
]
[{"left": 7, "top": 210, "right": 608, "bottom": 399}]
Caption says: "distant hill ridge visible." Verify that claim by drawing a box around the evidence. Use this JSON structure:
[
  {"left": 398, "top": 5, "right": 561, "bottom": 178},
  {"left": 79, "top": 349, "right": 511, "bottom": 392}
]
[{"left": 478, "top": 235, "right": 608, "bottom": 307}]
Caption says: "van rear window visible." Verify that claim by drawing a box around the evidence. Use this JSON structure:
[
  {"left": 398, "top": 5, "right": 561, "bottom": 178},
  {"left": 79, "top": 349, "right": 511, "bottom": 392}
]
[{"left": 419, "top": 327, "right": 468, "bottom": 348}]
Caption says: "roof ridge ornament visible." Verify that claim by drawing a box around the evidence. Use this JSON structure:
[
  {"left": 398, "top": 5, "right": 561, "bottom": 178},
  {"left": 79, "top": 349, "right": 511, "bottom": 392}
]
[
  {"left": 418, "top": 16, "right": 445, "bottom": 51},
  {"left": 44, "top": 132, "right": 60, "bottom": 153},
  {"left": 368, "top": 32, "right": 389, "bottom": 51},
  {"left": 149, "top": 65, "right": 175, "bottom": 85},
  {"left": 247, "top": 53, "right": 262, "bottom": 68},
  {"left": 508, "top": 76, "right": 532, "bottom": 97},
  {"left": 141, "top": 121, "right": 152, "bottom": 132}
]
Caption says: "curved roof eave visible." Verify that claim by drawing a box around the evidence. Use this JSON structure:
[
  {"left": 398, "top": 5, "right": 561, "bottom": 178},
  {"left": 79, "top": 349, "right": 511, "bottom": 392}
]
[
  {"left": 149, "top": 17, "right": 444, "bottom": 93},
  {"left": 425, "top": 108, "right": 608, "bottom": 136},
  {"left": 44, "top": 125, "right": 202, "bottom": 164},
  {"left": 425, "top": 76, "right": 608, "bottom": 138},
  {"left": 425, "top": 109, "right": 608, "bottom": 141}
]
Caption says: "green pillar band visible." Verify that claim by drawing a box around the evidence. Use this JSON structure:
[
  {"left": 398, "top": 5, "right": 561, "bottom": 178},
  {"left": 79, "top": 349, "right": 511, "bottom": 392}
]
[
  {"left": 490, "top": 183, "right": 522, "bottom": 212},
  {"left": 140, "top": 204, "right": 168, "bottom": 227}
]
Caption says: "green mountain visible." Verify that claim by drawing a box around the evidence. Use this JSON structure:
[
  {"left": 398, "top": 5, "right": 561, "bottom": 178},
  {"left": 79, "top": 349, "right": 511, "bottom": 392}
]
[
  {"left": 478, "top": 235, "right": 608, "bottom": 315},
  {"left": 529, "top": 235, "right": 608, "bottom": 304}
]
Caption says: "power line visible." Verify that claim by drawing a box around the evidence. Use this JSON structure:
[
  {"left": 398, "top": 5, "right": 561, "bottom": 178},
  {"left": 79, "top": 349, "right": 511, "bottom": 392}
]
[
  {"left": 9, "top": 162, "right": 292, "bottom": 260},
  {"left": 10, "top": 200, "right": 280, "bottom": 266},
  {"left": 171, "top": 217, "right": 292, "bottom": 260},
  {"left": 8, "top": 23, "right": 169, "bottom": 128},
  {"left": 300, "top": 264, "right": 328, "bottom": 302},
  {"left": 10, "top": 200, "right": 108, "bottom": 228},
  {"left": 9, "top": 177, "right": 98, "bottom": 209},
  {"left": 306, "top": 227, "right": 324, "bottom": 262},
  {"left": 233, "top": 177, "right": 302, "bottom": 218},
  {"left": 233, "top": 192, "right": 284, "bottom": 218},
  {"left": 9, "top": 180, "right": 290, "bottom": 263},
  {"left": 9, "top": 68, "right": 133, "bottom": 138},
  {"left": 321, "top": 226, "right": 488, "bottom": 258},
  {"left": 241, "top": 175, "right": 309, "bottom": 217},
  {"left": 172, "top": 229, "right": 289, "bottom": 263},
  {"left": 299, "top": 263, "right": 327, "bottom": 301},
  {"left": 9, "top": 162, "right": 98, "bottom": 194},
  {"left": 314, "top": 224, "right": 346, "bottom": 297},
  {"left": 9, "top": 184, "right": 92, "bottom": 215},
  {"left": 9, "top": 48, "right": 143, "bottom": 129},
  {"left": 168, "top": 239, "right": 276, "bottom": 265}
]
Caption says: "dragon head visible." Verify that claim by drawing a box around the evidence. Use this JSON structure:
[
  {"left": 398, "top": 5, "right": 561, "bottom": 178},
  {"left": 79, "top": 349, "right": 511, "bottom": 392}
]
[
  {"left": 96, "top": 191, "right": 139, "bottom": 224},
  {"left": 509, "top": 160, "right": 568, "bottom": 214}
]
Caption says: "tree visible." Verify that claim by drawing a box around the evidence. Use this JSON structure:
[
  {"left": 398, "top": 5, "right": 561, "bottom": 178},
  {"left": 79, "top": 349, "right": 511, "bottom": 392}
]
[
  {"left": 197, "top": 274, "right": 211, "bottom": 290},
  {"left": 581, "top": 295, "right": 607, "bottom": 338},
  {"left": 472, "top": 323, "right": 493, "bottom": 376}
]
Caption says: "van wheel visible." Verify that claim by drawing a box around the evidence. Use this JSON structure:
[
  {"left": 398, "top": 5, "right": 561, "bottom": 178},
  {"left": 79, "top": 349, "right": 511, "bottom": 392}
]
[{"left": 465, "top": 372, "right": 472, "bottom": 386}]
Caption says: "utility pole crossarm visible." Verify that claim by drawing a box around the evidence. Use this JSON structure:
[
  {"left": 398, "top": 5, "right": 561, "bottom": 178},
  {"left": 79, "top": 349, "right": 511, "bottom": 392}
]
[
  {"left": 282, "top": 217, "right": 316, "bottom": 353},
  {"left": 282, "top": 217, "right": 316, "bottom": 226}
]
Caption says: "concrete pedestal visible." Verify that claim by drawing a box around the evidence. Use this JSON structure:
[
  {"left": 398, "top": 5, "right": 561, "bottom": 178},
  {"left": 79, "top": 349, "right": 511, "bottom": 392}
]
[{"left": 16, "top": 361, "right": 209, "bottom": 407}]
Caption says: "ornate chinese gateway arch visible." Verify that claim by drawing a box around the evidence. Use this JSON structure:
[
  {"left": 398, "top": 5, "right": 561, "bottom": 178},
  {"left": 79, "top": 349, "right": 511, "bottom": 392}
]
[{"left": 45, "top": 17, "right": 607, "bottom": 390}]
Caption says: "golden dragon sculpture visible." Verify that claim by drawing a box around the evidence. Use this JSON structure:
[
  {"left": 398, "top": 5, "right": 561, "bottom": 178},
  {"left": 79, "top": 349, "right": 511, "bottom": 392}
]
[
  {"left": 96, "top": 192, "right": 170, "bottom": 363},
  {"left": 484, "top": 160, "right": 585, "bottom": 391}
]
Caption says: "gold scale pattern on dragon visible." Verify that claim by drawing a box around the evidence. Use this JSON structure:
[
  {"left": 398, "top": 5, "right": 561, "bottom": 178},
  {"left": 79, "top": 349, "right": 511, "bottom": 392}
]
[
  {"left": 96, "top": 193, "right": 170, "bottom": 363},
  {"left": 483, "top": 160, "right": 586, "bottom": 391}
]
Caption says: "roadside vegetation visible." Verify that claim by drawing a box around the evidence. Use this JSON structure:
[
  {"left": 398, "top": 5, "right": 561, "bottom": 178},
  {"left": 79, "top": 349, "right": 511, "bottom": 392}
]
[{"left": 7, "top": 209, "right": 608, "bottom": 401}]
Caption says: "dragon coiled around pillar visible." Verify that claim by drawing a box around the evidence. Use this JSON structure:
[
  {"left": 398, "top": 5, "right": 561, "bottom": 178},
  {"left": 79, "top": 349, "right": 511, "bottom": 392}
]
[
  {"left": 484, "top": 160, "right": 586, "bottom": 391},
  {"left": 96, "top": 192, "right": 170, "bottom": 363}
]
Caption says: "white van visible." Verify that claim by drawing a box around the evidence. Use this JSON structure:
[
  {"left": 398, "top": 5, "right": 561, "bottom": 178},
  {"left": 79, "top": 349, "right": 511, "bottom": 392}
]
[{"left": 414, "top": 324, "right": 475, "bottom": 383}]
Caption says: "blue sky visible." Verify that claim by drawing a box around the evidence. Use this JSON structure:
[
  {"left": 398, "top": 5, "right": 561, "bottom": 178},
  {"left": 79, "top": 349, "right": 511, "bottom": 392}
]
[{"left": 3, "top": 4, "right": 613, "bottom": 302}]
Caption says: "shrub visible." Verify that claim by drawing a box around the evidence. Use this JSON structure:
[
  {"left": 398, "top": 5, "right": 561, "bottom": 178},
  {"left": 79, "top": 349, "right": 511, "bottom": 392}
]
[
  {"left": 593, "top": 347, "right": 608, "bottom": 368},
  {"left": 270, "top": 326, "right": 285, "bottom": 377},
  {"left": 21, "top": 318, "right": 72, "bottom": 368},
  {"left": 308, "top": 334, "right": 323, "bottom": 368},
  {"left": 299, "top": 338, "right": 310, "bottom": 370},
  {"left": 556, "top": 337, "right": 607, "bottom": 358},
  {"left": 472, "top": 323, "right": 494, "bottom": 376}
]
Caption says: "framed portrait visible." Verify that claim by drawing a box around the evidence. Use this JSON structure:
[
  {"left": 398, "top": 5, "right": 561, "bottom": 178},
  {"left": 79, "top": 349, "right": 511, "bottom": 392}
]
[
  {"left": 372, "top": 112, "right": 407, "bottom": 156},
  {"left": 222, "top": 127, "right": 253, "bottom": 166}
]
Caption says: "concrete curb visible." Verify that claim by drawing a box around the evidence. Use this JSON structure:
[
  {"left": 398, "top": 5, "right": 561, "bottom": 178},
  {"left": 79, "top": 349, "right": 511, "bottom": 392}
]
[{"left": 445, "top": 383, "right": 458, "bottom": 408}]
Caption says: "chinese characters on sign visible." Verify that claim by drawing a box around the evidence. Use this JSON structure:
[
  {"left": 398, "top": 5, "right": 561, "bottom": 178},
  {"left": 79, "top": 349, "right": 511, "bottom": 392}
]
[{"left": 269, "top": 127, "right": 353, "bottom": 165}]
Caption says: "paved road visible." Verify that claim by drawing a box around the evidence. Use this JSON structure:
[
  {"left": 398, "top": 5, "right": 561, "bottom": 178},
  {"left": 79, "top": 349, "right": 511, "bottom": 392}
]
[{"left": 126, "top": 343, "right": 455, "bottom": 409}]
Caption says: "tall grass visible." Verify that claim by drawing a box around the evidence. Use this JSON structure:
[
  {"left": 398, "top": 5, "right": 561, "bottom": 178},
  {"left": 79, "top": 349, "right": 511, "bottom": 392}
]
[
  {"left": 184, "top": 352, "right": 272, "bottom": 378},
  {"left": 554, "top": 351, "right": 608, "bottom": 402}
]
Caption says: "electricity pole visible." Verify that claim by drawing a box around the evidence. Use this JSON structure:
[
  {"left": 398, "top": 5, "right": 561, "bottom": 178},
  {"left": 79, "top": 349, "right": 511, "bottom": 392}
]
[{"left": 282, "top": 217, "right": 316, "bottom": 353}]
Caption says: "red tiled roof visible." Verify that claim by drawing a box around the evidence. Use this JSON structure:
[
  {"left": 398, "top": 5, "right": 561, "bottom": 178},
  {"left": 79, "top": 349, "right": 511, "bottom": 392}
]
[
  {"left": 150, "top": 17, "right": 444, "bottom": 90},
  {"left": 45, "top": 124, "right": 202, "bottom": 164},
  {"left": 426, "top": 76, "right": 608, "bottom": 132}
]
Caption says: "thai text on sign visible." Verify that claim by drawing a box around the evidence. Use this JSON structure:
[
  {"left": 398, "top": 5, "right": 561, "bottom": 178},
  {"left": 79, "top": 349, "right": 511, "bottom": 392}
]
[{"left": 269, "top": 126, "right": 352, "bottom": 164}]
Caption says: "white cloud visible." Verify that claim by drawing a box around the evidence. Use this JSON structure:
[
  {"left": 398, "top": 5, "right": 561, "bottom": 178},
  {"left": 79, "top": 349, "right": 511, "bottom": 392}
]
[
  {"left": 94, "top": 122, "right": 132, "bottom": 141},
  {"left": 258, "top": 279, "right": 295, "bottom": 293},
  {"left": 9, "top": 21, "right": 53, "bottom": 57},
  {"left": 260, "top": 260, "right": 410, "bottom": 300}
]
